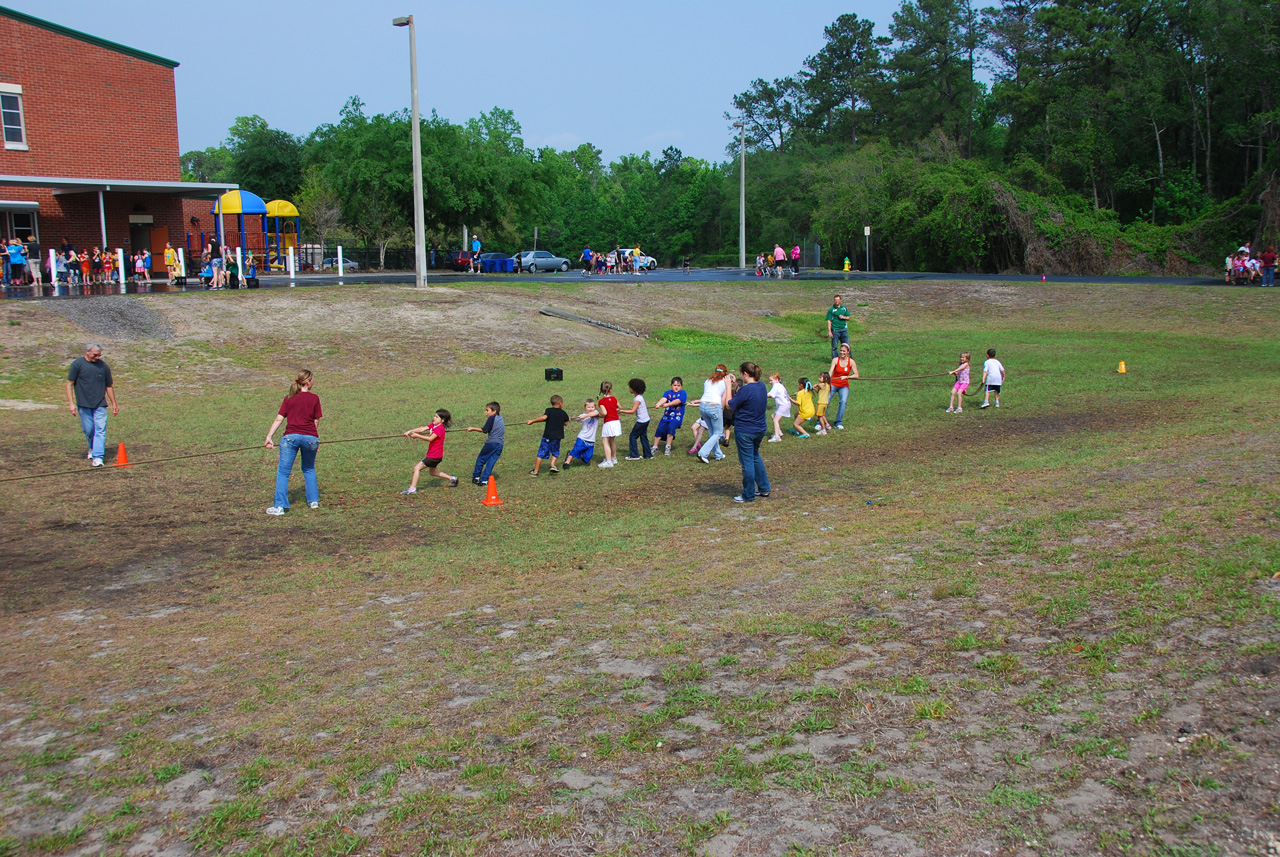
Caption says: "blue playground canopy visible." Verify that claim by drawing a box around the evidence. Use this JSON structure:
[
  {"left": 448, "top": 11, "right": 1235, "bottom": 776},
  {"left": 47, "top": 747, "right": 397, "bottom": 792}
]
[{"left": 212, "top": 190, "right": 269, "bottom": 249}]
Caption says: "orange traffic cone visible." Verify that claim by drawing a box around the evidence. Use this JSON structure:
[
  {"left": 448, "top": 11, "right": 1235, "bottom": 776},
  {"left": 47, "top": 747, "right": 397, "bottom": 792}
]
[
  {"left": 115, "top": 442, "right": 132, "bottom": 467},
  {"left": 481, "top": 475, "right": 503, "bottom": 506}
]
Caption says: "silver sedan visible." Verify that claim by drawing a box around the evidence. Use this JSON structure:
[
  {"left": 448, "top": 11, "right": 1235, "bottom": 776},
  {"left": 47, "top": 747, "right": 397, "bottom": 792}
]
[{"left": 518, "top": 250, "right": 571, "bottom": 273}]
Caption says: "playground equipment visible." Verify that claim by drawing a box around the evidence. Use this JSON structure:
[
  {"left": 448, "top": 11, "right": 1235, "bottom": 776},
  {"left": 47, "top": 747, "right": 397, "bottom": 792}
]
[
  {"left": 266, "top": 199, "right": 300, "bottom": 272},
  {"left": 212, "top": 190, "right": 269, "bottom": 253}
]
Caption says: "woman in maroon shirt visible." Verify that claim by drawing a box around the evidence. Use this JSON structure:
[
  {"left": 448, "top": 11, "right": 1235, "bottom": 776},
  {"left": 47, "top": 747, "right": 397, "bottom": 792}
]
[
  {"left": 1260, "top": 246, "right": 1276, "bottom": 288},
  {"left": 263, "top": 369, "right": 322, "bottom": 515}
]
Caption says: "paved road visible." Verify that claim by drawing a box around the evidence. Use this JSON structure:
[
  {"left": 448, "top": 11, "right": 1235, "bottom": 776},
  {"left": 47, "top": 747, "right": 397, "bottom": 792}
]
[{"left": 1, "top": 268, "right": 1252, "bottom": 299}]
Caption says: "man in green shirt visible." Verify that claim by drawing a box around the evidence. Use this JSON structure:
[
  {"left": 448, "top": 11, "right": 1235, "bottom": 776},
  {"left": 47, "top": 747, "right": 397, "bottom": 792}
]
[{"left": 826, "top": 294, "right": 851, "bottom": 359}]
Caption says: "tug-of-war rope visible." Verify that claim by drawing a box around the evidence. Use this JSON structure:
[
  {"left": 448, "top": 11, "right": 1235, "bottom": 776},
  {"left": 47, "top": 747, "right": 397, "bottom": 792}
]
[{"left": 0, "top": 373, "right": 976, "bottom": 485}]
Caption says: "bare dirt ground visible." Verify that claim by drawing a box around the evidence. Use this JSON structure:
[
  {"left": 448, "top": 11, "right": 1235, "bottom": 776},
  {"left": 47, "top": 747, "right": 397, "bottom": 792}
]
[{"left": 0, "top": 279, "right": 1277, "bottom": 857}]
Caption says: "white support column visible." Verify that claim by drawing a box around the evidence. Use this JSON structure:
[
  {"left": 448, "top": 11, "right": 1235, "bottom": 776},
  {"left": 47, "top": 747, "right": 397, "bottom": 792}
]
[
  {"left": 177, "top": 248, "right": 186, "bottom": 280},
  {"left": 336, "top": 245, "right": 343, "bottom": 281},
  {"left": 235, "top": 246, "right": 244, "bottom": 289},
  {"left": 116, "top": 249, "right": 126, "bottom": 293},
  {"left": 48, "top": 249, "right": 57, "bottom": 296},
  {"left": 97, "top": 191, "right": 108, "bottom": 250},
  {"left": 287, "top": 246, "right": 295, "bottom": 285}
]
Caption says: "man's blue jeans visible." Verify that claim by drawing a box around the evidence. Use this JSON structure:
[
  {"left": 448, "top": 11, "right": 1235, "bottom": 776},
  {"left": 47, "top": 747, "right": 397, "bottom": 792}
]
[
  {"left": 734, "top": 430, "right": 770, "bottom": 501},
  {"left": 274, "top": 434, "right": 319, "bottom": 509},
  {"left": 78, "top": 405, "right": 108, "bottom": 459},
  {"left": 831, "top": 328, "right": 849, "bottom": 359},
  {"left": 1264, "top": 266, "right": 1275, "bottom": 287}
]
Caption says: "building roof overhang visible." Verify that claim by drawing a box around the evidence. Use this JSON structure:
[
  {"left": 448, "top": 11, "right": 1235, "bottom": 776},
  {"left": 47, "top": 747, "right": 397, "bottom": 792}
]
[{"left": 0, "top": 175, "right": 238, "bottom": 200}]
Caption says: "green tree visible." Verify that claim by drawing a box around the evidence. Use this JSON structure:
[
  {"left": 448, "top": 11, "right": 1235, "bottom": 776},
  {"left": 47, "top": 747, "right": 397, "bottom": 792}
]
[
  {"left": 225, "top": 115, "right": 304, "bottom": 202},
  {"left": 801, "top": 13, "right": 889, "bottom": 146}
]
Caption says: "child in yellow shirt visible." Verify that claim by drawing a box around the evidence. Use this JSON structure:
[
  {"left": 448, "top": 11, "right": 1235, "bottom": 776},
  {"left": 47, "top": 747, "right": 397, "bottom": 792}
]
[{"left": 788, "top": 377, "right": 815, "bottom": 438}]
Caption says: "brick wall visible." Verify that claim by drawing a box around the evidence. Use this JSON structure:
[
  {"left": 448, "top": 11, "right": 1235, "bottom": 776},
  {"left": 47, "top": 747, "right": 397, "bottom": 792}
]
[{"left": 0, "top": 14, "right": 180, "bottom": 181}]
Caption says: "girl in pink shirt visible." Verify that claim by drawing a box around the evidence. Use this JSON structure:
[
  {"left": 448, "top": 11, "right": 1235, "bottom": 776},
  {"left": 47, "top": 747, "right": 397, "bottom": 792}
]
[{"left": 401, "top": 409, "right": 458, "bottom": 492}]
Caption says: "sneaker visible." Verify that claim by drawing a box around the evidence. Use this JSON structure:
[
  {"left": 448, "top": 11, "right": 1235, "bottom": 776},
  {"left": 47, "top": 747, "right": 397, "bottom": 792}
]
[
  {"left": 472, "top": 477, "right": 482, "bottom": 485},
  {"left": 945, "top": 407, "right": 955, "bottom": 413},
  {"left": 798, "top": 433, "right": 811, "bottom": 438},
  {"left": 309, "top": 501, "right": 319, "bottom": 509},
  {"left": 625, "top": 456, "right": 643, "bottom": 461},
  {"left": 979, "top": 402, "right": 990, "bottom": 409},
  {"left": 836, "top": 424, "right": 844, "bottom": 430},
  {"left": 265, "top": 506, "right": 285, "bottom": 515},
  {"left": 758, "top": 491, "right": 771, "bottom": 498},
  {"left": 787, "top": 429, "right": 800, "bottom": 436},
  {"left": 697, "top": 455, "right": 710, "bottom": 464},
  {"left": 767, "top": 437, "right": 781, "bottom": 443},
  {"left": 92, "top": 458, "right": 103, "bottom": 467},
  {"left": 450, "top": 477, "right": 459, "bottom": 487},
  {"left": 732, "top": 495, "right": 750, "bottom": 503},
  {"left": 995, "top": 401, "right": 1000, "bottom": 408},
  {"left": 86, "top": 450, "right": 93, "bottom": 460},
  {"left": 549, "top": 466, "right": 560, "bottom": 473},
  {"left": 720, "top": 437, "right": 729, "bottom": 447},
  {"left": 400, "top": 487, "right": 416, "bottom": 494},
  {"left": 955, "top": 408, "right": 962, "bottom": 413},
  {"left": 598, "top": 460, "right": 613, "bottom": 468},
  {"left": 529, "top": 470, "right": 539, "bottom": 477},
  {"left": 687, "top": 447, "right": 698, "bottom": 455},
  {"left": 664, "top": 448, "right": 672, "bottom": 456}
]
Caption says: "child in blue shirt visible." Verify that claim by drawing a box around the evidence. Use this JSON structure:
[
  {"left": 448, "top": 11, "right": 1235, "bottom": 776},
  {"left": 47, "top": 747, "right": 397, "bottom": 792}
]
[
  {"left": 465, "top": 401, "right": 505, "bottom": 484},
  {"left": 651, "top": 377, "right": 686, "bottom": 456}
]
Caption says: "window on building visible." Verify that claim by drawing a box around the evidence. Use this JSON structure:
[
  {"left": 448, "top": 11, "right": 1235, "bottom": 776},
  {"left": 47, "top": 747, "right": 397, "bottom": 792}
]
[
  {"left": 0, "top": 84, "right": 27, "bottom": 150},
  {"left": 11, "top": 212, "right": 38, "bottom": 243}
]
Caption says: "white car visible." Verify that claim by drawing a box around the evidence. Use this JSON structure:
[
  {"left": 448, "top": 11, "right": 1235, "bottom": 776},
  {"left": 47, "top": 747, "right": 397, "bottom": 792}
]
[
  {"left": 518, "top": 250, "right": 571, "bottom": 272},
  {"left": 321, "top": 257, "right": 358, "bottom": 271},
  {"left": 617, "top": 248, "right": 657, "bottom": 270}
]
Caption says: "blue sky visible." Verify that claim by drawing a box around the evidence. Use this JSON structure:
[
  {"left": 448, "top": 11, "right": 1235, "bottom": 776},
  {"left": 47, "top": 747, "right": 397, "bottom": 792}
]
[{"left": 21, "top": 0, "right": 904, "bottom": 165}]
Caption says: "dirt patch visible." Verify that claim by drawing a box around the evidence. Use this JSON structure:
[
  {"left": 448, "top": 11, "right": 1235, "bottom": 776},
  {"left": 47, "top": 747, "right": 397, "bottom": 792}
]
[{"left": 43, "top": 295, "right": 177, "bottom": 341}]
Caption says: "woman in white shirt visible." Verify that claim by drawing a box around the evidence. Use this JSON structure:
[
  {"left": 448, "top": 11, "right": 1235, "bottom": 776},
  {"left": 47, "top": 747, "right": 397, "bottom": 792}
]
[{"left": 690, "top": 364, "right": 731, "bottom": 463}]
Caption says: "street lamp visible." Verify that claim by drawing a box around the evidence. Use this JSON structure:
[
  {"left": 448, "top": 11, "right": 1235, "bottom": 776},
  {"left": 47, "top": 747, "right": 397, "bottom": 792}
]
[
  {"left": 733, "top": 121, "right": 746, "bottom": 270},
  {"left": 393, "top": 15, "right": 427, "bottom": 288}
]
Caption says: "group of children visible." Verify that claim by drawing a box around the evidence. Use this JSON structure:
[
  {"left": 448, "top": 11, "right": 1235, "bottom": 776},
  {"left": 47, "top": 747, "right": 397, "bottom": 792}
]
[
  {"left": 946, "top": 348, "right": 1006, "bottom": 413},
  {"left": 396, "top": 349, "right": 1010, "bottom": 492},
  {"left": 579, "top": 245, "right": 648, "bottom": 276}
]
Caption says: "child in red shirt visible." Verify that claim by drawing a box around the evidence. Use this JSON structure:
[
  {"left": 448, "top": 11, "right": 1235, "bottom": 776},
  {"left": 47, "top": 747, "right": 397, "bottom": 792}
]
[
  {"left": 596, "top": 381, "right": 621, "bottom": 468},
  {"left": 401, "top": 409, "right": 458, "bottom": 491}
]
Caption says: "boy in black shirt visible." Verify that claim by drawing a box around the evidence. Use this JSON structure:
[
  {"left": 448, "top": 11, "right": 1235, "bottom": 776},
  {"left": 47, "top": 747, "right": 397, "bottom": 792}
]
[{"left": 526, "top": 395, "right": 570, "bottom": 476}]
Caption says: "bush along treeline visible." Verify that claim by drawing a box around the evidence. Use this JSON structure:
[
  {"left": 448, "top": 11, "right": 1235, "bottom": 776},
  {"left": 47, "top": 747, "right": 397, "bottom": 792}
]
[{"left": 183, "top": 0, "right": 1280, "bottom": 274}]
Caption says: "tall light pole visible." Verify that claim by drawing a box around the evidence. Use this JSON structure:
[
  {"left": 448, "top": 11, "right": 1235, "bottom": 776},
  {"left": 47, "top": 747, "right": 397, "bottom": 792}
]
[
  {"left": 393, "top": 15, "right": 426, "bottom": 288},
  {"left": 733, "top": 121, "right": 746, "bottom": 269}
]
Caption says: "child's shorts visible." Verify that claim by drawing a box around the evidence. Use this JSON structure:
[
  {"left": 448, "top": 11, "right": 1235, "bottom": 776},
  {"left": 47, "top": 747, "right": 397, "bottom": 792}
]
[
  {"left": 816, "top": 403, "right": 828, "bottom": 416},
  {"left": 953, "top": 381, "right": 969, "bottom": 392},
  {"left": 986, "top": 384, "right": 1002, "bottom": 394},
  {"left": 653, "top": 416, "right": 681, "bottom": 437},
  {"left": 421, "top": 456, "right": 442, "bottom": 468},
  {"left": 537, "top": 437, "right": 561, "bottom": 460},
  {"left": 601, "top": 419, "right": 622, "bottom": 438},
  {"left": 568, "top": 438, "right": 594, "bottom": 463}
]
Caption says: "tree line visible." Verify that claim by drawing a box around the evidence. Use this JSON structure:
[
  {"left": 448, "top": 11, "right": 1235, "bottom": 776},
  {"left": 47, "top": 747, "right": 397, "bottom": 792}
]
[{"left": 183, "top": 0, "right": 1280, "bottom": 273}]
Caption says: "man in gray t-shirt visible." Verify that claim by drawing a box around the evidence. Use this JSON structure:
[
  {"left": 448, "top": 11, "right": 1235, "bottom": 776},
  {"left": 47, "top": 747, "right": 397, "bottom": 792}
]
[{"left": 66, "top": 341, "right": 119, "bottom": 466}]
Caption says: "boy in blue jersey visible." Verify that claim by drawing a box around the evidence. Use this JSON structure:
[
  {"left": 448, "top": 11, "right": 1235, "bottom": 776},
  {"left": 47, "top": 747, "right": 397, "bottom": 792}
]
[{"left": 651, "top": 377, "right": 687, "bottom": 456}]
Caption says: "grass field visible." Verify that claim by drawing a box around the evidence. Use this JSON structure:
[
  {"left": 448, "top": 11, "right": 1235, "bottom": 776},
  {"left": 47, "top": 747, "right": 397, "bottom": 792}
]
[{"left": 0, "top": 277, "right": 1277, "bottom": 857}]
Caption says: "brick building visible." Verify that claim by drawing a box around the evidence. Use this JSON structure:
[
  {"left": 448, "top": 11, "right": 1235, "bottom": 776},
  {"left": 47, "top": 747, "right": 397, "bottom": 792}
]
[{"left": 0, "top": 6, "right": 234, "bottom": 274}]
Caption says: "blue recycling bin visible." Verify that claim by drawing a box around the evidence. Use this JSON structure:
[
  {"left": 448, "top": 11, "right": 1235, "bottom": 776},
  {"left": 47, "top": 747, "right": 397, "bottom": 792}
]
[{"left": 482, "top": 257, "right": 513, "bottom": 273}]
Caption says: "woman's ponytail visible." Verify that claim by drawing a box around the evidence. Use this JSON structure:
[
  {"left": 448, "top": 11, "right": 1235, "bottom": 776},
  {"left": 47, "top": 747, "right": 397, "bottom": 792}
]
[{"left": 287, "top": 369, "right": 313, "bottom": 399}]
